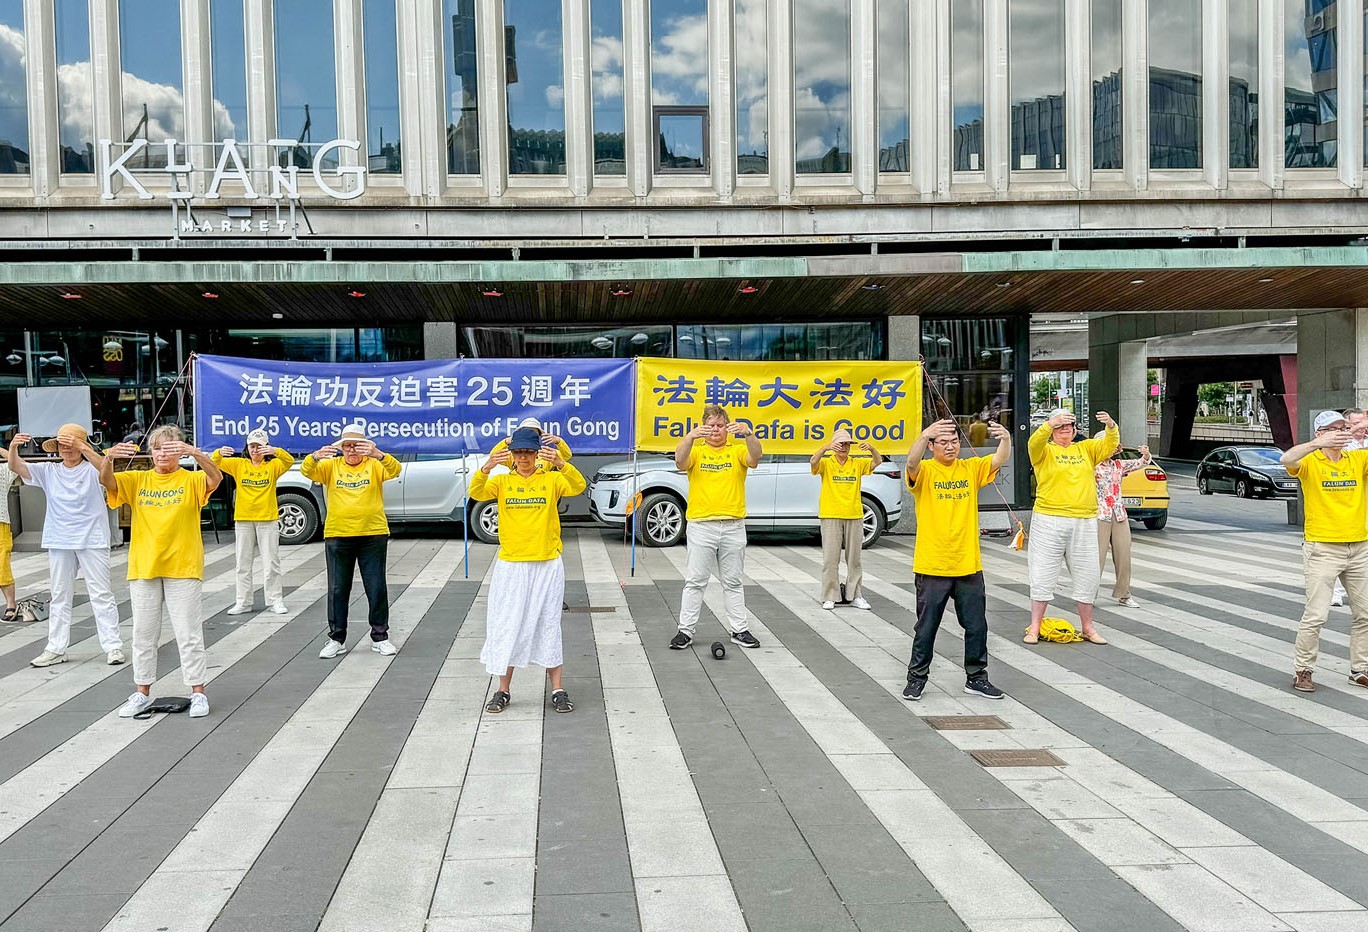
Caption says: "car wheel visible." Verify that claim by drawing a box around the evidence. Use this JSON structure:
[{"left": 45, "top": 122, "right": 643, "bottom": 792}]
[
  {"left": 1235, "top": 478, "right": 1251, "bottom": 499},
  {"left": 637, "top": 493, "right": 686, "bottom": 547},
  {"left": 470, "top": 499, "right": 500, "bottom": 544},
  {"left": 1197, "top": 476, "right": 1212, "bottom": 495},
  {"left": 1142, "top": 514, "right": 1168, "bottom": 530},
  {"left": 861, "top": 498, "right": 886, "bottom": 547},
  {"left": 277, "top": 493, "right": 320, "bottom": 545}
]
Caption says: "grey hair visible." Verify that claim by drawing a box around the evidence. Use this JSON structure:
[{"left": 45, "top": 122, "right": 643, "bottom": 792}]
[{"left": 146, "top": 425, "right": 184, "bottom": 449}]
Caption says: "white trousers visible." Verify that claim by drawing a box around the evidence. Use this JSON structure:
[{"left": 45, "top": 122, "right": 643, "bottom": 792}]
[
  {"left": 47, "top": 548, "right": 122, "bottom": 654},
  {"left": 1027, "top": 512, "right": 1101, "bottom": 604},
  {"left": 130, "top": 577, "right": 207, "bottom": 687},
  {"left": 678, "top": 519, "right": 749, "bottom": 636},
  {"left": 235, "top": 520, "right": 283, "bottom": 605}
]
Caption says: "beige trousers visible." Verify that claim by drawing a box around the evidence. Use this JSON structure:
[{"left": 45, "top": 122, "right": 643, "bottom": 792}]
[
  {"left": 130, "top": 577, "right": 207, "bottom": 687},
  {"left": 1098, "top": 518, "right": 1133, "bottom": 600},
  {"left": 1296, "top": 540, "right": 1368, "bottom": 674},
  {"left": 235, "top": 519, "right": 283, "bottom": 606},
  {"left": 820, "top": 517, "right": 864, "bottom": 602}
]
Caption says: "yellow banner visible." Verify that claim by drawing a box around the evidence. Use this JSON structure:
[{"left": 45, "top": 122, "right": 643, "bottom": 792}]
[{"left": 635, "top": 358, "right": 923, "bottom": 455}]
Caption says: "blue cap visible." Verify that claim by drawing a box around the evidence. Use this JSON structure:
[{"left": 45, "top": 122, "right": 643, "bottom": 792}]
[{"left": 509, "top": 427, "right": 542, "bottom": 451}]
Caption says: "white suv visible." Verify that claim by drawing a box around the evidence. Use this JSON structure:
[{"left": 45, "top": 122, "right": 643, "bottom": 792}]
[{"left": 588, "top": 454, "right": 903, "bottom": 547}]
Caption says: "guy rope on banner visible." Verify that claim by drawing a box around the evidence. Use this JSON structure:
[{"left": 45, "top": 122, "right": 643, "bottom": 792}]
[
  {"left": 917, "top": 357, "right": 1027, "bottom": 551},
  {"left": 145, "top": 351, "right": 198, "bottom": 442}
]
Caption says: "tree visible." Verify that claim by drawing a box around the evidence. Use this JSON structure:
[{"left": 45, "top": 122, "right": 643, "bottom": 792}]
[
  {"left": 1197, "top": 382, "right": 1235, "bottom": 410},
  {"left": 1032, "top": 375, "right": 1060, "bottom": 410}
]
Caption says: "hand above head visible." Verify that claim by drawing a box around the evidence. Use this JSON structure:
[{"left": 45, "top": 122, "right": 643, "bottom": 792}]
[
  {"left": 108, "top": 441, "right": 140, "bottom": 459},
  {"left": 921, "top": 419, "right": 957, "bottom": 442},
  {"left": 10, "top": 432, "right": 32, "bottom": 450},
  {"left": 1096, "top": 411, "right": 1116, "bottom": 428},
  {"left": 217, "top": 445, "right": 236, "bottom": 457},
  {"left": 313, "top": 444, "right": 339, "bottom": 459},
  {"left": 1047, "top": 412, "right": 1075, "bottom": 430},
  {"left": 483, "top": 449, "right": 512, "bottom": 473},
  {"left": 539, "top": 448, "right": 565, "bottom": 469},
  {"left": 988, "top": 421, "right": 1010, "bottom": 440}
]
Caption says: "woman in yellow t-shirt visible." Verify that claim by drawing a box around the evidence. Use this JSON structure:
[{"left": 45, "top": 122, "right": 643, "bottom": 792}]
[
  {"left": 100, "top": 426, "right": 222, "bottom": 719},
  {"left": 809, "top": 428, "right": 882, "bottom": 610},
  {"left": 468, "top": 427, "right": 586, "bottom": 714},
  {"left": 213, "top": 428, "right": 295, "bottom": 616}
]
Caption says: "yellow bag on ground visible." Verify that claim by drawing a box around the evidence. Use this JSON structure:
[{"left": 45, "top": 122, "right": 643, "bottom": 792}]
[{"left": 1034, "top": 617, "right": 1083, "bottom": 643}]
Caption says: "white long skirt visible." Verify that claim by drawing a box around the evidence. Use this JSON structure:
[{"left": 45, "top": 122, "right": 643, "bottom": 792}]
[{"left": 480, "top": 556, "right": 566, "bottom": 675}]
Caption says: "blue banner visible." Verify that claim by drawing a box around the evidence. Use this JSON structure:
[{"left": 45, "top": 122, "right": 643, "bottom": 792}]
[{"left": 193, "top": 355, "right": 636, "bottom": 454}]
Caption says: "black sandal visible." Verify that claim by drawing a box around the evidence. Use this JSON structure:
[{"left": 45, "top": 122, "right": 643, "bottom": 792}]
[
  {"left": 1, "top": 607, "right": 16, "bottom": 623},
  {"left": 550, "top": 689, "right": 574, "bottom": 713},
  {"left": 485, "top": 690, "right": 510, "bottom": 714}
]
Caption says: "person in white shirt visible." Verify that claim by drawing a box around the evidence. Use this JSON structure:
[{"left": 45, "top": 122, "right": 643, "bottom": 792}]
[{"left": 7, "top": 425, "right": 125, "bottom": 667}]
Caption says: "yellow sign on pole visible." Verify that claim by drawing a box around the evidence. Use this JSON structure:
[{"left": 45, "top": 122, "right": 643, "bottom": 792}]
[{"left": 635, "top": 358, "right": 922, "bottom": 455}]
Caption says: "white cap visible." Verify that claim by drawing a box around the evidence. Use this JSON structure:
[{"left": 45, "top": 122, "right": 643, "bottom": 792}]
[
  {"left": 1049, "top": 408, "right": 1074, "bottom": 421},
  {"left": 1314, "top": 410, "right": 1349, "bottom": 431},
  {"left": 517, "top": 417, "right": 543, "bottom": 431},
  {"left": 245, "top": 428, "right": 270, "bottom": 446}
]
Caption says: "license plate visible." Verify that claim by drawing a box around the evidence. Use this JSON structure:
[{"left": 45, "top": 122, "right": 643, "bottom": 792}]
[{"left": 1122, "top": 497, "right": 1142, "bottom": 507}]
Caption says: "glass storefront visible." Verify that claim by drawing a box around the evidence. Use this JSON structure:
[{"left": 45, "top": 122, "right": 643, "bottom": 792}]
[{"left": 461, "top": 322, "right": 883, "bottom": 362}]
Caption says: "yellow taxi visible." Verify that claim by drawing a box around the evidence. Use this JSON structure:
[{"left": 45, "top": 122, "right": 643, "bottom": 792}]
[{"left": 1119, "top": 448, "right": 1170, "bottom": 530}]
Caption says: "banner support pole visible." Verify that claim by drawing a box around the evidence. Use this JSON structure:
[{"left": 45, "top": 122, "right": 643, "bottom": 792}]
[
  {"left": 630, "top": 446, "right": 638, "bottom": 578},
  {"left": 460, "top": 455, "right": 469, "bottom": 579}
]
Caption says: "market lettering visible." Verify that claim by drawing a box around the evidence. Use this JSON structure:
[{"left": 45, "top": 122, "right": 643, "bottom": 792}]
[{"left": 99, "top": 138, "right": 367, "bottom": 201}]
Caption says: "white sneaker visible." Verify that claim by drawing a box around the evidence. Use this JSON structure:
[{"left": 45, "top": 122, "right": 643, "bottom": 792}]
[
  {"left": 851, "top": 597, "right": 872, "bottom": 610},
  {"left": 372, "top": 640, "right": 398, "bottom": 656},
  {"left": 226, "top": 603, "right": 252, "bottom": 616},
  {"left": 30, "top": 650, "right": 66, "bottom": 668},
  {"left": 822, "top": 601, "right": 836, "bottom": 610},
  {"left": 118, "top": 692, "right": 153, "bottom": 718},
  {"left": 106, "top": 649, "right": 126, "bottom": 665},
  {"left": 319, "top": 639, "right": 346, "bottom": 659},
  {"left": 1117, "top": 597, "right": 1141, "bottom": 608},
  {"left": 271, "top": 601, "right": 288, "bottom": 614},
  {"left": 189, "top": 693, "right": 209, "bottom": 718}
]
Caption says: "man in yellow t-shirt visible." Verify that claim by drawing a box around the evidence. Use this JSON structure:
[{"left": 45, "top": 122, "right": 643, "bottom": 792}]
[
  {"left": 1281, "top": 410, "right": 1368, "bottom": 693},
  {"left": 301, "top": 424, "right": 402, "bottom": 659},
  {"left": 902, "top": 417, "right": 1012, "bottom": 702},
  {"left": 669, "top": 404, "right": 763, "bottom": 651},
  {"left": 468, "top": 427, "right": 587, "bottom": 715},
  {"left": 810, "top": 428, "right": 883, "bottom": 610},
  {"left": 213, "top": 428, "right": 295, "bottom": 616}
]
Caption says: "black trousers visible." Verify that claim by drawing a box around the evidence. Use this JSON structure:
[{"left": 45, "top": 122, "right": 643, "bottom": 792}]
[
  {"left": 907, "top": 571, "right": 989, "bottom": 681},
  {"left": 325, "top": 535, "right": 390, "bottom": 643}
]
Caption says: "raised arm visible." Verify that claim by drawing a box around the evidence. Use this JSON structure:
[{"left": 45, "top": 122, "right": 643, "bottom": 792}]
[
  {"left": 100, "top": 441, "right": 140, "bottom": 494},
  {"left": 905, "top": 419, "right": 955, "bottom": 482},
  {"left": 469, "top": 449, "right": 511, "bottom": 501},
  {"left": 809, "top": 441, "right": 832, "bottom": 474},
  {"left": 555, "top": 460, "right": 587, "bottom": 496},
  {"left": 988, "top": 421, "right": 1012, "bottom": 469},
  {"left": 1283, "top": 430, "right": 1345, "bottom": 468},
  {"left": 182, "top": 443, "right": 223, "bottom": 493},
  {"left": 5, "top": 432, "right": 33, "bottom": 482},
  {"left": 674, "top": 425, "right": 706, "bottom": 471},
  {"left": 729, "top": 423, "right": 762, "bottom": 467},
  {"left": 858, "top": 442, "right": 885, "bottom": 469}
]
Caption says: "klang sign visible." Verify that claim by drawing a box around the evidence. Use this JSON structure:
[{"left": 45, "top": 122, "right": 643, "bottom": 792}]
[{"left": 98, "top": 138, "right": 367, "bottom": 202}]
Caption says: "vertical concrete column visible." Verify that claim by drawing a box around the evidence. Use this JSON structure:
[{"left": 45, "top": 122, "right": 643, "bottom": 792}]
[
  {"left": 766, "top": 0, "right": 794, "bottom": 199},
  {"left": 424, "top": 322, "right": 461, "bottom": 359},
  {"left": 1088, "top": 315, "right": 1148, "bottom": 443},
  {"left": 397, "top": 0, "right": 444, "bottom": 195},
  {"left": 476, "top": 0, "right": 508, "bottom": 197},
  {"left": 887, "top": 314, "right": 920, "bottom": 534},
  {"left": 334, "top": 0, "right": 366, "bottom": 192},
  {"left": 850, "top": 0, "right": 877, "bottom": 196},
  {"left": 22, "top": 0, "right": 58, "bottom": 197},
  {"left": 1121, "top": 0, "right": 1146, "bottom": 190},
  {"left": 245, "top": 0, "right": 276, "bottom": 190},
  {"left": 182, "top": 0, "right": 213, "bottom": 195},
  {"left": 983, "top": 0, "right": 1009, "bottom": 193},
  {"left": 623, "top": 0, "right": 653, "bottom": 197},
  {"left": 932, "top": 0, "right": 952, "bottom": 195},
  {"left": 1258, "top": 0, "right": 1283, "bottom": 190},
  {"left": 1116, "top": 340, "right": 1149, "bottom": 446},
  {"left": 708, "top": 0, "right": 736, "bottom": 198},
  {"left": 1293, "top": 309, "right": 1368, "bottom": 440},
  {"left": 90, "top": 0, "right": 122, "bottom": 190},
  {"left": 1203, "top": 0, "right": 1227, "bottom": 190},
  {"left": 1065, "top": 0, "right": 1091, "bottom": 190},
  {"left": 908, "top": 0, "right": 938, "bottom": 194},
  {"left": 1340, "top": 0, "right": 1364, "bottom": 189},
  {"left": 563, "top": 0, "right": 593, "bottom": 197}
]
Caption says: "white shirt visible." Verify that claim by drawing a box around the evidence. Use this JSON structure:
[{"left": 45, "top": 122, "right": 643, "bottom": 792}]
[
  {"left": 24, "top": 461, "right": 112, "bottom": 550},
  {"left": 0, "top": 463, "right": 15, "bottom": 525}
]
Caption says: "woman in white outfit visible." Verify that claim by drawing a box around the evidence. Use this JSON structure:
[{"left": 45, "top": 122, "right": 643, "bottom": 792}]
[{"left": 467, "top": 427, "right": 586, "bottom": 714}]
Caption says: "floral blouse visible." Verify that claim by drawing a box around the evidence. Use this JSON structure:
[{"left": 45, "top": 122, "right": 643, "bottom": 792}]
[{"left": 1095, "top": 455, "right": 1149, "bottom": 522}]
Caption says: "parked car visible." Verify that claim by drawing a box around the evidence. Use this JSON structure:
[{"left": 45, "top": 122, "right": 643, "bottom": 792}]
[
  {"left": 1196, "top": 446, "right": 1297, "bottom": 500},
  {"left": 588, "top": 454, "right": 904, "bottom": 547},
  {"left": 1118, "top": 448, "right": 1171, "bottom": 530},
  {"left": 271, "top": 453, "right": 489, "bottom": 545}
]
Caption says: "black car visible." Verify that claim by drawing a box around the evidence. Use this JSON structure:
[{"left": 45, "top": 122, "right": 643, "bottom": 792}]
[{"left": 1196, "top": 446, "right": 1298, "bottom": 499}]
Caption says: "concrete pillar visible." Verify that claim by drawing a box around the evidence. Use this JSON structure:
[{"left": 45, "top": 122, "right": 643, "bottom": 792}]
[
  {"left": 1295, "top": 308, "right": 1368, "bottom": 440},
  {"left": 423, "top": 322, "right": 460, "bottom": 359},
  {"left": 1115, "top": 341, "right": 1148, "bottom": 447},
  {"left": 1088, "top": 317, "right": 1147, "bottom": 445},
  {"left": 887, "top": 314, "right": 919, "bottom": 534}
]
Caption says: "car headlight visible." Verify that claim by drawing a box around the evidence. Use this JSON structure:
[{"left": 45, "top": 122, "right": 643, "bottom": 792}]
[{"left": 596, "top": 472, "right": 629, "bottom": 481}]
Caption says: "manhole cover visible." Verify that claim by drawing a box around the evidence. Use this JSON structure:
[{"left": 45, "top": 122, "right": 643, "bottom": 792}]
[
  {"left": 562, "top": 606, "right": 617, "bottom": 613},
  {"left": 969, "top": 749, "right": 1066, "bottom": 768},
  {"left": 925, "top": 715, "right": 1010, "bottom": 731}
]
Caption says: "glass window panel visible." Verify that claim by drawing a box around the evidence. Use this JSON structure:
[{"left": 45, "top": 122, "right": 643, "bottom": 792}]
[
  {"left": 210, "top": 0, "right": 248, "bottom": 164},
  {"left": 651, "top": 0, "right": 708, "bottom": 172},
  {"left": 590, "top": 0, "right": 625, "bottom": 175},
  {"left": 1229, "top": 1, "right": 1257, "bottom": 169},
  {"left": 119, "top": 0, "right": 185, "bottom": 178},
  {"left": 952, "top": 0, "right": 984, "bottom": 171},
  {"left": 358, "top": 326, "right": 423, "bottom": 361},
  {"left": 462, "top": 325, "right": 673, "bottom": 359},
  {"left": 364, "top": 0, "right": 401, "bottom": 173},
  {"left": 505, "top": 0, "right": 565, "bottom": 175},
  {"left": 445, "top": 0, "right": 480, "bottom": 174},
  {"left": 55, "top": 0, "right": 93, "bottom": 173},
  {"left": 1147, "top": 0, "right": 1202, "bottom": 168},
  {"left": 0, "top": 0, "right": 28, "bottom": 174},
  {"left": 736, "top": 0, "right": 768, "bottom": 174},
  {"left": 274, "top": 0, "right": 338, "bottom": 170},
  {"left": 877, "top": 0, "right": 909, "bottom": 172},
  {"left": 1286, "top": 0, "right": 1336, "bottom": 168},
  {"left": 794, "top": 0, "right": 851, "bottom": 174},
  {"left": 656, "top": 109, "right": 705, "bottom": 169},
  {"left": 1091, "top": 0, "right": 1122, "bottom": 169},
  {"left": 193, "top": 328, "right": 357, "bottom": 363},
  {"left": 675, "top": 322, "right": 882, "bottom": 361},
  {"left": 1009, "top": 0, "right": 1065, "bottom": 170}
]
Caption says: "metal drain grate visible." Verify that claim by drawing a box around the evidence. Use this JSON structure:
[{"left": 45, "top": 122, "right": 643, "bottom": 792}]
[
  {"left": 925, "top": 715, "right": 1010, "bottom": 731},
  {"left": 562, "top": 606, "right": 617, "bottom": 614},
  {"left": 968, "top": 749, "right": 1066, "bottom": 768}
]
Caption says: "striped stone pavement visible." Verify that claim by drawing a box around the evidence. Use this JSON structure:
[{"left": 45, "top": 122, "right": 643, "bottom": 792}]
[{"left": 0, "top": 511, "right": 1366, "bottom": 932}]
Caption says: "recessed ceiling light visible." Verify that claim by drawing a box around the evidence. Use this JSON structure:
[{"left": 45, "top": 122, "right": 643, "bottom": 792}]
[
  {"left": 611, "top": 286, "right": 633, "bottom": 297},
  {"left": 996, "top": 281, "right": 1012, "bottom": 288},
  {"left": 738, "top": 284, "right": 759, "bottom": 294},
  {"left": 201, "top": 291, "right": 219, "bottom": 299},
  {"left": 272, "top": 312, "right": 284, "bottom": 319},
  {"left": 481, "top": 286, "right": 504, "bottom": 297},
  {"left": 348, "top": 290, "right": 366, "bottom": 298},
  {"left": 862, "top": 283, "right": 883, "bottom": 291},
  {"left": 60, "top": 291, "right": 81, "bottom": 299},
  {"left": 630, "top": 332, "right": 649, "bottom": 344},
  {"left": 590, "top": 336, "right": 613, "bottom": 350},
  {"left": 1129, "top": 279, "right": 1145, "bottom": 285},
  {"left": 1257, "top": 277, "right": 1274, "bottom": 284}
]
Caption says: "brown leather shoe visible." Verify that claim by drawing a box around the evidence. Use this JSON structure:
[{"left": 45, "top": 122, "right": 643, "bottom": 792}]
[{"left": 1293, "top": 670, "right": 1316, "bottom": 693}]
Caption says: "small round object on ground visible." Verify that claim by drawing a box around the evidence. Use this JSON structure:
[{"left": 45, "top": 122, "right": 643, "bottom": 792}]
[{"left": 711, "top": 641, "right": 726, "bottom": 660}]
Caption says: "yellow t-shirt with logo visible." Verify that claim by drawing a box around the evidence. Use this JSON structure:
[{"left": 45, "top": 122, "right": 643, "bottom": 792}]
[
  {"left": 212, "top": 449, "right": 295, "bottom": 522},
  {"left": 489, "top": 437, "right": 572, "bottom": 470},
  {"left": 1289, "top": 450, "right": 1368, "bottom": 543},
  {"left": 816, "top": 455, "right": 874, "bottom": 520},
  {"left": 908, "top": 456, "right": 999, "bottom": 577},
  {"left": 301, "top": 453, "right": 401, "bottom": 538},
  {"left": 1028, "top": 422, "right": 1118, "bottom": 518},
  {"left": 106, "top": 468, "right": 211, "bottom": 580},
  {"left": 468, "top": 462, "right": 587, "bottom": 561},
  {"left": 685, "top": 441, "right": 750, "bottom": 521}
]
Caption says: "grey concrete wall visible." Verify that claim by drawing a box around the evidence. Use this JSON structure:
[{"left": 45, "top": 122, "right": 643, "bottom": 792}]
[
  {"left": 1295, "top": 308, "right": 1367, "bottom": 440},
  {"left": 887, "top": 315, "right": 919, "bottom": 534},
  {"left": 422, "top": 322, "right": 460, "bottom": 360}
]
